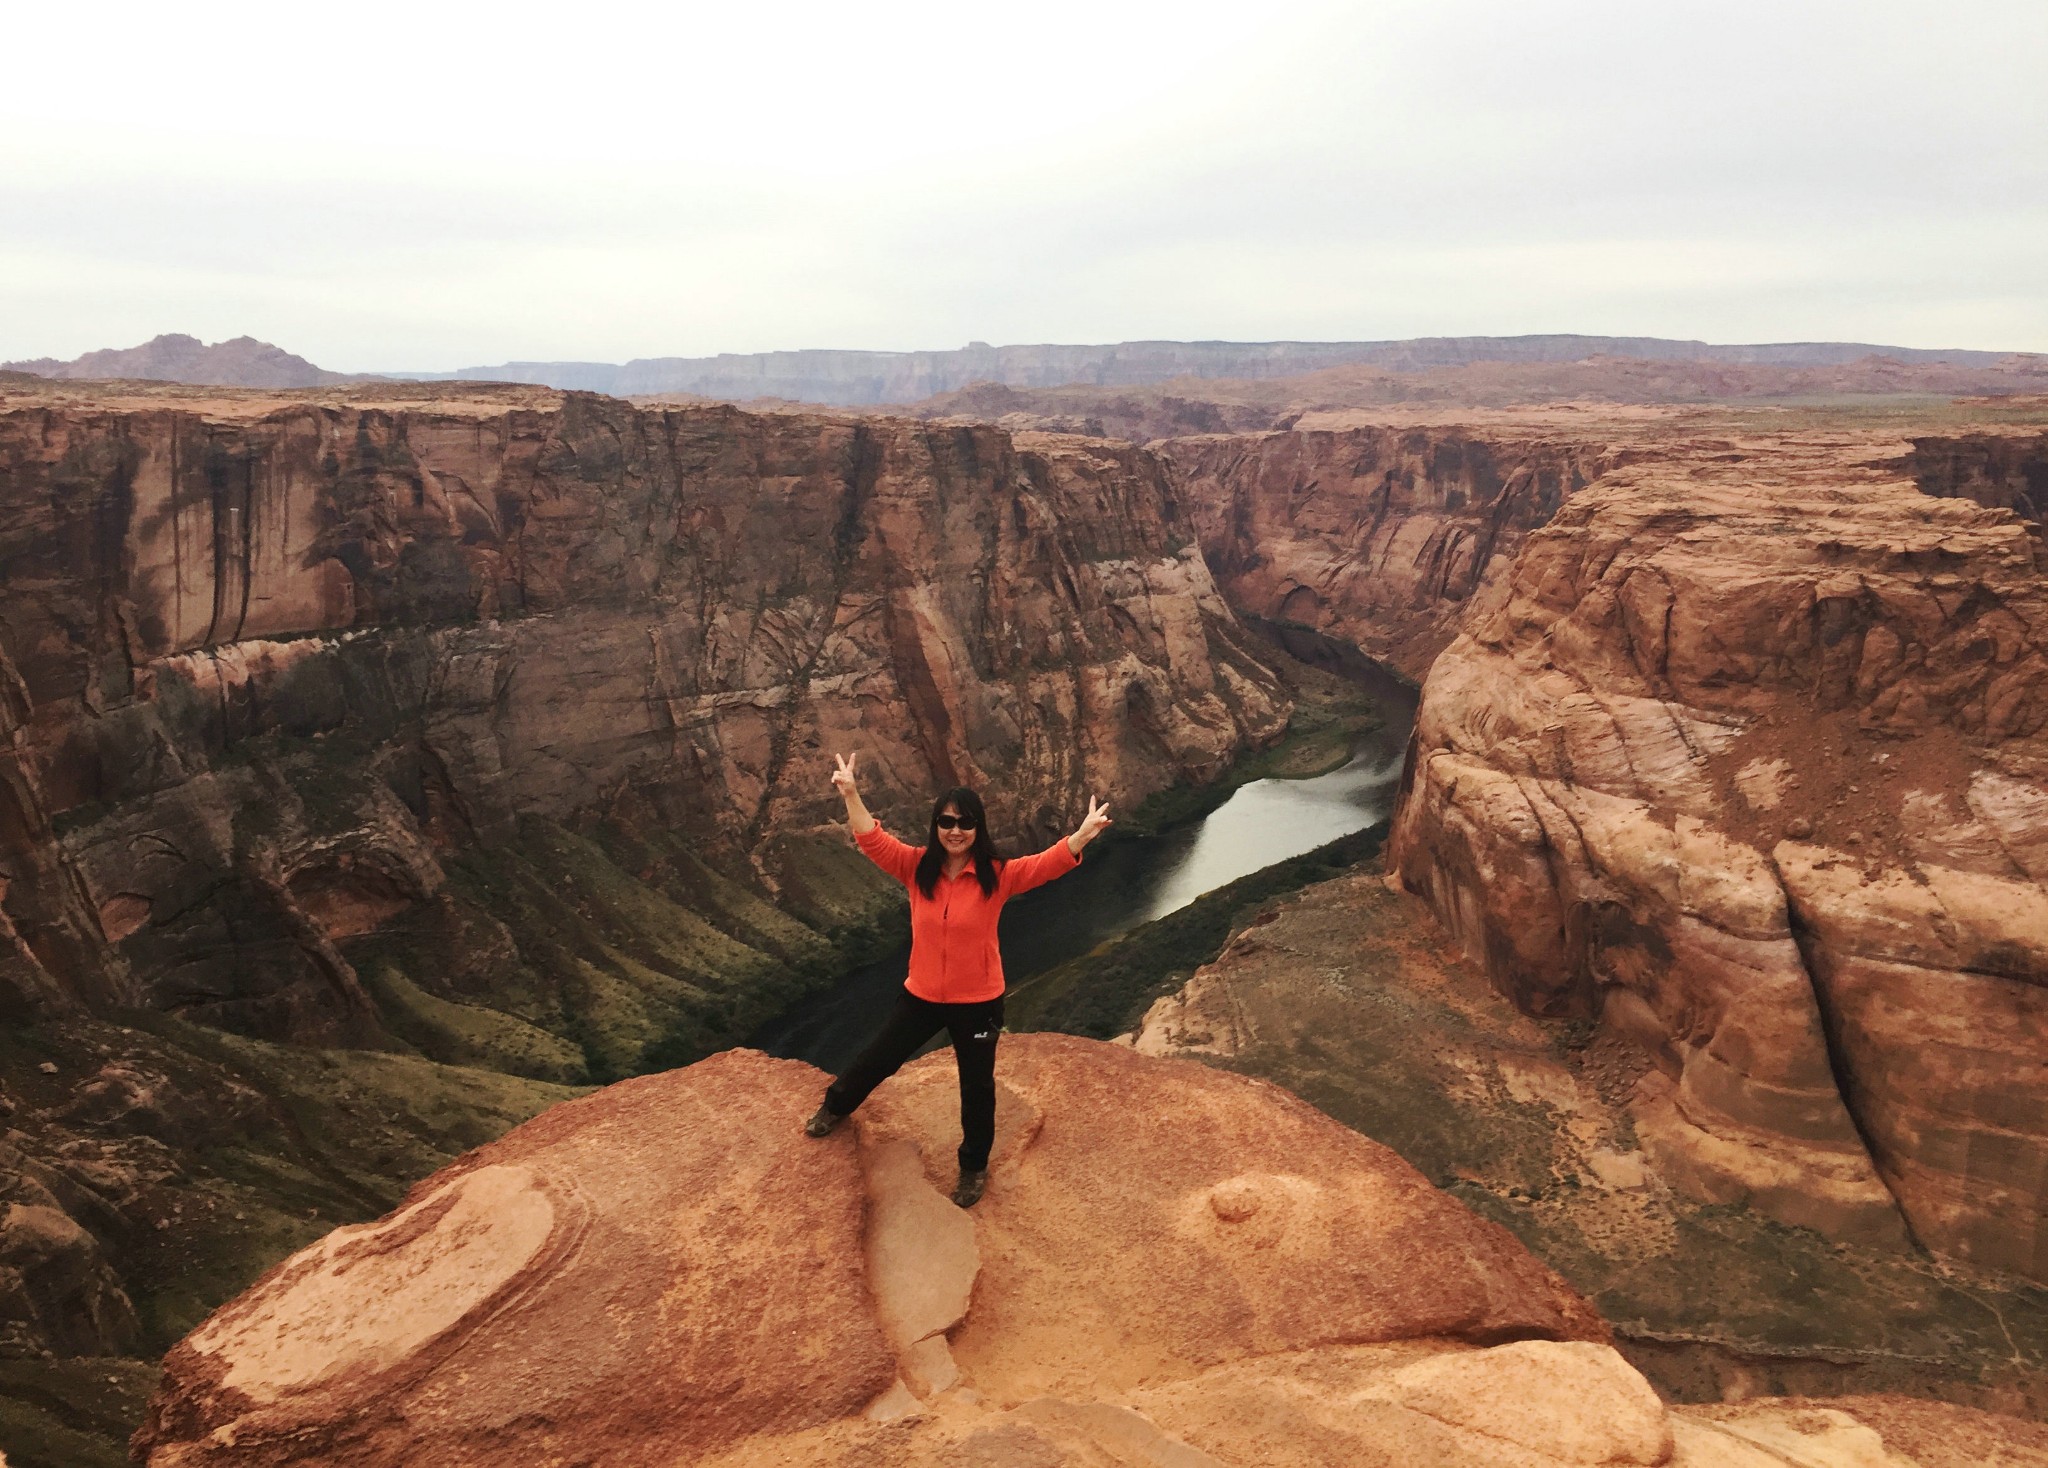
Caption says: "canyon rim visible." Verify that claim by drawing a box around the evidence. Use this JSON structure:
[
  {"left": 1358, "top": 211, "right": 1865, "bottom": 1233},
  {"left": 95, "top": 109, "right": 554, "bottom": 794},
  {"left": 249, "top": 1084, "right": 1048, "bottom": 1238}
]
[{"left": 0, "top": 366, "right": 2046, "bottom": 1464}]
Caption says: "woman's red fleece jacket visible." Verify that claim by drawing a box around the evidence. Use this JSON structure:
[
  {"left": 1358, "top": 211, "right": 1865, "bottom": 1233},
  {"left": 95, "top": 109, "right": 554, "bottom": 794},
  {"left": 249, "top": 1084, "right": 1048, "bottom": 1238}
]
[{"left": 854, "top": 823, "right": 1080, "bottom": 1003}]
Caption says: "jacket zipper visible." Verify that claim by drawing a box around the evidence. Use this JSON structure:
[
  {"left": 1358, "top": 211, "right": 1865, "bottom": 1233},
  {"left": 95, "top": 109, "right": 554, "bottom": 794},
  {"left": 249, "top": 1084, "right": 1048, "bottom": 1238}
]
[{"left": 941, "top": 883, "right": 951, "bottom": 1001}]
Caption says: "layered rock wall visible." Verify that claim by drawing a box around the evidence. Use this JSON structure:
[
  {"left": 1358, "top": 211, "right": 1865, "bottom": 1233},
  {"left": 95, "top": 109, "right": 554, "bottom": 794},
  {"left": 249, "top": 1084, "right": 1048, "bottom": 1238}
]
[
  {"left": 0, "top": 392, "right": 1287, "bottom": 1046},
  {"left": 1389, "top": 436, "right": 2048, "bottom": 1278},
  {"left": 1158, "top": 426, "right": 1617, "bottom": 678},
  {"left": 1905, "top": 430, "right": 2048, "bottom": 543}
]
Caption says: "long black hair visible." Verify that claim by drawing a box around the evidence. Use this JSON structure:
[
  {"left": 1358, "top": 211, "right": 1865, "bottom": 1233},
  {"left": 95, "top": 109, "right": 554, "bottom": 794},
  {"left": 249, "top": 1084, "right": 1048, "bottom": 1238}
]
[{"left": 914, "top": 786, "right": 1002, "bottom": 899}]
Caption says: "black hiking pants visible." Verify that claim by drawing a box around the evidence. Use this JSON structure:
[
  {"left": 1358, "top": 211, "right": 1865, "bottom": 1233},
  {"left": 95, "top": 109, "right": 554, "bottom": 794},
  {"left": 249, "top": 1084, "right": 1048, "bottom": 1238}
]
[{"left": 824, "top": 989, "right": 1004, "bottom": 1171}]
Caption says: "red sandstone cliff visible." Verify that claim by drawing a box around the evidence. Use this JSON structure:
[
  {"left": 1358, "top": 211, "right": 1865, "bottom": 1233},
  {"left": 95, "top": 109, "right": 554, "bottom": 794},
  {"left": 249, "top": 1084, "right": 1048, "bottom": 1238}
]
[
  {"left": 1389, "top": 425, "right": 2048, "bottom": 1282},
  {"left": 0, "top": 386, "right": 1287, "bottom": 1049},
  {"left": 1156, "top": 424, "right": 1619, "bottom": 679}
]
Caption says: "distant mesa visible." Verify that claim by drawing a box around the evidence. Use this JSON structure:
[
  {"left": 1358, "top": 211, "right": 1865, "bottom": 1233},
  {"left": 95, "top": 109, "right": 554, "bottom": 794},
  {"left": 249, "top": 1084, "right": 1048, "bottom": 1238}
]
[
  {"left": 1, "top": 333, "right": 356, "bottom": 389},
  {"left": 426, "top": 333, "right": 2027, "bottom": 405},
  {"left": 6, "top": 331, "right": 2034, "bottom": 403}
]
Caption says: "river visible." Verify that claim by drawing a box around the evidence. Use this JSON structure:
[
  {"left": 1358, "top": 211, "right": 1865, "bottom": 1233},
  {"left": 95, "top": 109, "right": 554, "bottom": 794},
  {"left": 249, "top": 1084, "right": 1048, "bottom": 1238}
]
[{"left": 747, "top": 630, "right": 1418, "bottom": 1072}]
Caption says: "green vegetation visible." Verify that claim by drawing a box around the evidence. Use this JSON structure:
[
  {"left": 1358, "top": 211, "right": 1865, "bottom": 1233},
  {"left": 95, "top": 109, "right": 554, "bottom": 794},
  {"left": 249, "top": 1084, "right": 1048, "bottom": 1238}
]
[
  {"left": 1007, "top": 823, "right": 1389, "bottom": 1038},
  {"left": 358, "top": 964, "right": 585, "bottom": 1083},
  {"left": 349, "top": 816, "right": 904, "bottom": 1084},
  {"left": 1708, "top": 397, "right": 2048, "bottom": 433},
  {"left": 0, "top": 1010, "right": 580, "bottom": 1468},
  {"left": 115, "top": 1016, "right": 583, "bottom": 1348},
  {"left": 0, "top": 1356, "right": 158, "bottom": 1468}
]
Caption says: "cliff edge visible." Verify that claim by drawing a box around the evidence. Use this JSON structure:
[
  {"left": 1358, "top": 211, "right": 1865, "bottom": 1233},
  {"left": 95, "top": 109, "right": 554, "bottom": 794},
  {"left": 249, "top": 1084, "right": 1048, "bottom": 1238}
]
[{"left": 130, "top": 1034, "right": 2015, "bottom": 1467}]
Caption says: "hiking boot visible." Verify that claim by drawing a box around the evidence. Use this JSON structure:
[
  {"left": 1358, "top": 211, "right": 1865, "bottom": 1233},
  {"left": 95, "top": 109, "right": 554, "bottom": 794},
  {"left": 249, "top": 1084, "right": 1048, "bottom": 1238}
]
[
  {"left": 804, "top": 1105, "right": 846, "bottom": 1138},
  {"left": 951, "top": 1168, "right": 989, "bottom": 1208}
]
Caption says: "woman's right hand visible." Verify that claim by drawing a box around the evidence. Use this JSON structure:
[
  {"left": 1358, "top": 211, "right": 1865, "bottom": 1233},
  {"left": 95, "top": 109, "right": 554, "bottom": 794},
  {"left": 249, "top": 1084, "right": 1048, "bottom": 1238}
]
[{"left": 832, "top": 752, "right": 878, "bottom": 835}]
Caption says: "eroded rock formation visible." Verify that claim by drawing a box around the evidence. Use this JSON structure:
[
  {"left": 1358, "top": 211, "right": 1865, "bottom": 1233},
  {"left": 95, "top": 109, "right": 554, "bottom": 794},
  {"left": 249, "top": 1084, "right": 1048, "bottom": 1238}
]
[
  {"left": 1389, "top": 429, "right": 2048, "bottom": 1280},
  {"left": 131, "top": 1034, "right": 1994, "bottom": 1468},
  {"left": 1158, "top": 424, "right": 1618, "bottom": 678},
  {"left": 0, "top": 385, "right": 1286, "bottom": 1054},
  {"left": 1904, "top": 429, "right": 2048, "bottom": 536},
  {"left": 134, "top": 1037, "right": 2034, "bottom": 1467}
]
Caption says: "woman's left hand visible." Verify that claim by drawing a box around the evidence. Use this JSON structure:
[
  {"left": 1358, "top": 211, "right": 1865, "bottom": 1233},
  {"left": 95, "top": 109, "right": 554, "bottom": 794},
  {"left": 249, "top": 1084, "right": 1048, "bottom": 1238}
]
[{"left": 1071, "top": 795, "right": 1113, "bottom": 852}]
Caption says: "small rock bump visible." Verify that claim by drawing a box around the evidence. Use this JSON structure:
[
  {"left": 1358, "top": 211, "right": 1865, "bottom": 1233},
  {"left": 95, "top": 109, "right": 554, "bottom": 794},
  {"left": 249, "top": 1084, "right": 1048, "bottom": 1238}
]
[{"left": 1210, "top": 1178, "right": 1263, "bottom": 1222}]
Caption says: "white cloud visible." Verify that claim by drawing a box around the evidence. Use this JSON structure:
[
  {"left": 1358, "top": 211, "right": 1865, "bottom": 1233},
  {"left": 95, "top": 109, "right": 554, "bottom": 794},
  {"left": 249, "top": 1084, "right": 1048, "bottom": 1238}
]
[{"left": 3, "top": 0, "right": 2043, "bottom": 366}]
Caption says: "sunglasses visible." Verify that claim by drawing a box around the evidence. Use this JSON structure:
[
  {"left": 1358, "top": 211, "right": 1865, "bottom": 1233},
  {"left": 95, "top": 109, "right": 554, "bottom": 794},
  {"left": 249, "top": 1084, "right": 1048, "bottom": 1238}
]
[{"left": 935, "top": 814, "right": 978, "bottom": 831}]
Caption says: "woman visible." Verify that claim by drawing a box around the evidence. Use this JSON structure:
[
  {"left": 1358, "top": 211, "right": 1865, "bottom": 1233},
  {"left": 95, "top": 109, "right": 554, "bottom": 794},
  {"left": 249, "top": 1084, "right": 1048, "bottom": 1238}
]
[{"left": 806, "top": 751, "right": 1112, "bottom": 1207}]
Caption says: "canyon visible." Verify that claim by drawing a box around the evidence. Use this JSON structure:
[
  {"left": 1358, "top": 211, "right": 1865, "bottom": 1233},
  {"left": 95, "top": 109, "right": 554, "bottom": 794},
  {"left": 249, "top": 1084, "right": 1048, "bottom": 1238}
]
[
  {"left": 1157, "top": 418, "right": 1621, "bottom": 678},
  {"left": 1144, "top": 403, "right": 2048, "bottom": 1278},
  {"left": 3, "top": 368, "right": 2048, "bottom": 1463},
  {"left": 0, "top": 376, "right": 1289, "bottom": 1461},
  {"left": 0, "top": 379, "right": 1284, "bottom": 1049}
]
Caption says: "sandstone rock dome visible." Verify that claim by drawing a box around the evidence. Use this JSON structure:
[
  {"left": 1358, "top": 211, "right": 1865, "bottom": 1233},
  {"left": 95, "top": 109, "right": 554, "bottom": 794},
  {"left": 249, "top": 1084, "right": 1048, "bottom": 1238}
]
[
  {"left": 128, "top": 1035, "right": 2001, "bottom": 1467},
  {"left": 1390, "top": 442, "right": 2048, "bottom": 1281}
]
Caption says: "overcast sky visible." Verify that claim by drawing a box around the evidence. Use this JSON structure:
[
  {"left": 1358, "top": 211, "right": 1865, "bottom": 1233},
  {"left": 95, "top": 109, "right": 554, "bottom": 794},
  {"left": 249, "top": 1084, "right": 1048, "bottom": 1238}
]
[{"left": 5, "top": 0, "right": 2044, "bottom": 370}]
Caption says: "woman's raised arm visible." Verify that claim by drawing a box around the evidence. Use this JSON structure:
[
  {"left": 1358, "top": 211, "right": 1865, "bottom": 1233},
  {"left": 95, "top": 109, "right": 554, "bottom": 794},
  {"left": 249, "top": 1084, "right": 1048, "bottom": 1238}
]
[
  {"left": 1003, "top": 796, "right": 1112, "bottom": 896},
  {"left": 835, "top": 752, "right": 918, "bottom": 883}
]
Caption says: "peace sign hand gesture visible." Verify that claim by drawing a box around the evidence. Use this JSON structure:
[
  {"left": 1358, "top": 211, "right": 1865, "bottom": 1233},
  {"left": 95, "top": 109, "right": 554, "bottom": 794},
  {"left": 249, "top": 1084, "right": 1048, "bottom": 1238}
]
[
  {"left": 1071, "top": 795, "right": 1113, "bottom": 853},
  {"left": 831, "top": 752, "right": 880, "bottom": 836}
]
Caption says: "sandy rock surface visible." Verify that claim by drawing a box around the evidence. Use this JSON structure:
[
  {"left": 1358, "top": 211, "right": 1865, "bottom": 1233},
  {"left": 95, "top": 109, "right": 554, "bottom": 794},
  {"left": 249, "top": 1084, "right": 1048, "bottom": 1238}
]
[
  {"left": 131, "top": 1036, "right": 1583, "bottom": 1465},
  {"left": 135, "top": 1048, "right": 894, "bottom": 1465},
  {"left": 860, "top": 1033, "right": 1607, "bottom": 1401},
  {"left": 1389, "top": 430, "right": 2048, "bottom": 1279},
  {"left": 134, "top": 1035, "right": 2037, "bottom": 1467}
]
